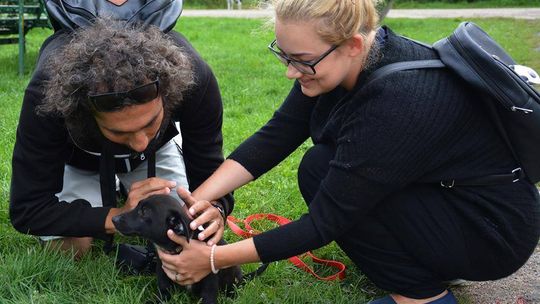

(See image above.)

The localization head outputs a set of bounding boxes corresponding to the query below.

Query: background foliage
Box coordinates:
[183,0,540,9]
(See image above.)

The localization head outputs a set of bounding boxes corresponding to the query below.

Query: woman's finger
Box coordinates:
[206,223,224,246]
[187,200,212,218]
[189,205,217,230]
[198,219,222,241]
[162,266,183,285]
[177,187,198,207]
[178,277,194,286]
[166,229,190,246]
[156,248,175,265]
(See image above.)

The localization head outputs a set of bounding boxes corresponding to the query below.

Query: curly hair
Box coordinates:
[39,18,194,144]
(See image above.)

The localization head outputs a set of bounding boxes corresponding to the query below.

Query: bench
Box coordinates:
[0,0,51,75]
[377,0,394,21]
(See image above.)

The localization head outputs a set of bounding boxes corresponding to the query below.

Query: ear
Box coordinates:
[167,212,193,242]
[344,34,365,57]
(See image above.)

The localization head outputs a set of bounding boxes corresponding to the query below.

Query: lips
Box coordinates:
[299,78,314,87]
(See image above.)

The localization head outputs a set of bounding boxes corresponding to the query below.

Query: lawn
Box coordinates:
[183,0,540,9]
[0,17,539,303]
[392,0,540,9]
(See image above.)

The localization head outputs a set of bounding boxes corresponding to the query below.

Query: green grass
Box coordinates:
[393,0,540,8]
[183,0,540,9]
[0,17,539,303]
[183,0,262,9]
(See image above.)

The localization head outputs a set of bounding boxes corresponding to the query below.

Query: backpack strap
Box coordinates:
[365,59,445,86]
[439,167,524,188]
[365,60,525,187]
[101,147,157,254]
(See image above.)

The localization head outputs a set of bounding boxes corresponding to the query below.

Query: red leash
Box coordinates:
[227,214,346,281]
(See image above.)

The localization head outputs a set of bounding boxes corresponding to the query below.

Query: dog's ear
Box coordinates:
[167,212,193,242]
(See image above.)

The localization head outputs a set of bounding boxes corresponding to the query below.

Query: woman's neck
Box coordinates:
[342,30,377,91]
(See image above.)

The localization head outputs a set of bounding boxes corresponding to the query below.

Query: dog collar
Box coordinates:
[156,245,182,255]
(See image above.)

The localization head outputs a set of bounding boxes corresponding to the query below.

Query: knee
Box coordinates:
[298,144,335,204]
[46,237,93,260]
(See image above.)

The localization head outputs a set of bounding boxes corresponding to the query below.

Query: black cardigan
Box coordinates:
[229,27,540,263]
[10,30,233,240]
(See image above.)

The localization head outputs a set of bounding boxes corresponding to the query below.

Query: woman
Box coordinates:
[158,0,540,303]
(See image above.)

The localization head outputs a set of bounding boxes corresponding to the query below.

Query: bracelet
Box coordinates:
[210,244,219,274]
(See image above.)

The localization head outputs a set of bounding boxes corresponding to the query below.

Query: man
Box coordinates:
[9,18,232,259]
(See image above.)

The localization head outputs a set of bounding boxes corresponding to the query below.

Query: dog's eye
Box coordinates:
[138,207,147,217]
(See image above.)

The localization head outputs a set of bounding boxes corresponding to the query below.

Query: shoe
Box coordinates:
[444,279,469,287]
[114,243,157,275]
[367,290,457,304]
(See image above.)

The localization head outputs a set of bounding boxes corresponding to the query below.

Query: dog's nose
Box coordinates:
[112,215,122,226]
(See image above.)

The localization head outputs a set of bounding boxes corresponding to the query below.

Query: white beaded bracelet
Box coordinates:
[210,244,219,274]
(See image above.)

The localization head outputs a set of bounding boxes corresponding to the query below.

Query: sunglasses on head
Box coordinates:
[87,79,160,112]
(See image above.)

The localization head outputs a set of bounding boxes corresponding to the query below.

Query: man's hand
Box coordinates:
[177,187,225,246]
[123,178,177,212]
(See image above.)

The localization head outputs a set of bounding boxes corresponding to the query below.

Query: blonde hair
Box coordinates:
[270,0,380,45]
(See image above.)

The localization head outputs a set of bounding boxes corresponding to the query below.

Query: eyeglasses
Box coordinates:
[87,79,160,112]
[268,39,339,75]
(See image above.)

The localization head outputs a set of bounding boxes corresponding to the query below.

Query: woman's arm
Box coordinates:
[191,159,254,202]
[184,82,315,245]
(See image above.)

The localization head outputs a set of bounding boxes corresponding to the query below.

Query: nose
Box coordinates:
[286,63,303,79]
[128,131,150,152]
[112,215,122,226]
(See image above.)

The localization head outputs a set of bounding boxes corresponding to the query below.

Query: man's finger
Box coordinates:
[140,178,176,194]
[143,187,171,199]
[131,177,175,192]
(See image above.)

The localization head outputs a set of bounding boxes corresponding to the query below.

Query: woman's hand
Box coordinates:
[158,229,212,286]
[177,187,225,246]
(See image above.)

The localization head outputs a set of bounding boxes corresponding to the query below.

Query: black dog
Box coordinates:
[112,194,265,304]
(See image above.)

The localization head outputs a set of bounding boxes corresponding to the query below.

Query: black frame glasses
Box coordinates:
[87,79,160,112]
[268,39,339,75]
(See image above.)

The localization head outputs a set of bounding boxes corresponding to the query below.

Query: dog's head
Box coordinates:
[112,194,193,253]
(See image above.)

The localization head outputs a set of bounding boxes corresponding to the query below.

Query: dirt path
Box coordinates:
[181,8,540,20]
[454,244,540,304]
[454,186,540,303]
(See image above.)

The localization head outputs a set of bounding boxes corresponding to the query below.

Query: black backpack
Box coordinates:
[43,0,183,33]
[367,22,540,186]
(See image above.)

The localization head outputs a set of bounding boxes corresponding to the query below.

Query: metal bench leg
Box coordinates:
[18,0,25,76]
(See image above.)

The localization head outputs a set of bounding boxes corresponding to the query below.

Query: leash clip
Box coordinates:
[512,167,522,182]
[440,179,455,188]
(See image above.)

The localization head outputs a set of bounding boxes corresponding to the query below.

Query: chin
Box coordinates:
[300,84,328,97]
